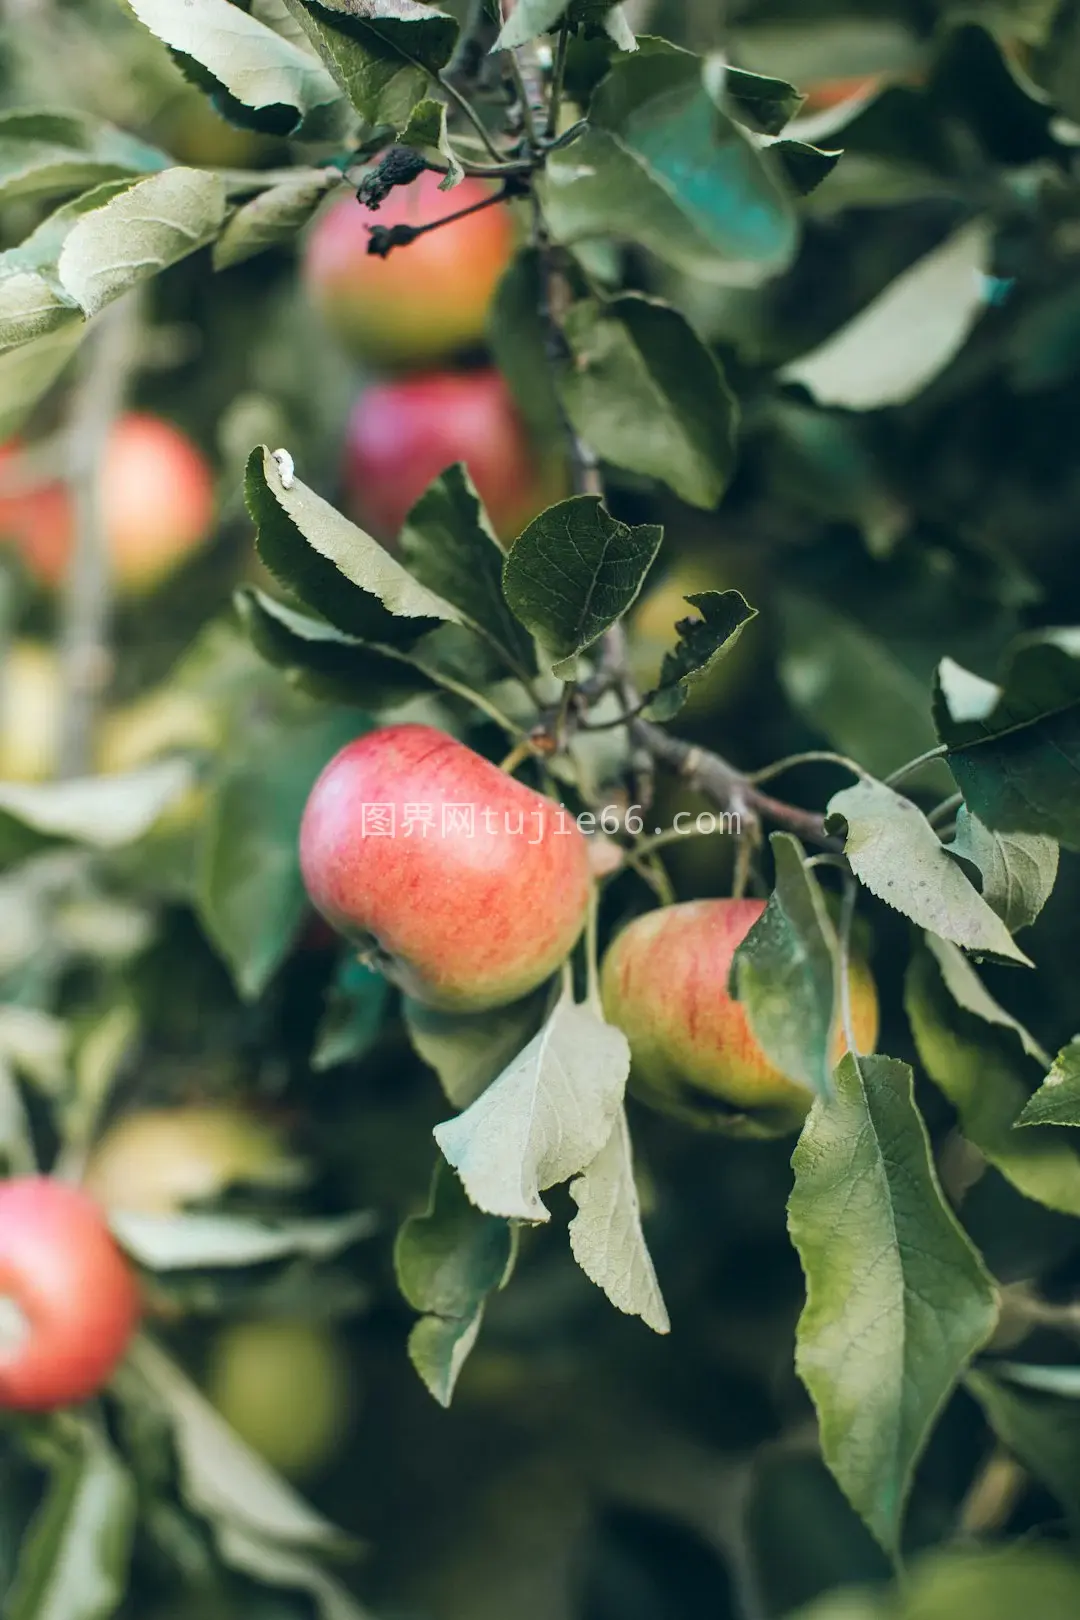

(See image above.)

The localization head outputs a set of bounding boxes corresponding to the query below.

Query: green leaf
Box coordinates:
[212,1523,373,1620]
[948,806,1059,934]
[57,168,227,318]
[778,595,942,783]
[732,833,841,1101]
[0,181,135,352]
[0,272,79,353]
[905,942,1080,1217]
[400,98,463,187]
[0,761,192,864]
[282,0,458,130]
[403,989,549,1109]
[433,992,629,1222]
[0,109,166,206]
[502,495,662,676]
[1017,1039,1080,1127]
[967,1369,1080,1536]
[127,0,349,140]
[723,66,805,136]
[486,247,566,441]
[789,1053,998,1557]
[245,445,456,644]
[826,779,1031,966]
[238,588,511,729]
[236,587,439,708]
[213,171,337,271]
[784,220,992,409]
[399,464,538,678]
[197,707,362,999]
[128,1335,349,1551]
[643,589,756,722]
[1034,0,1080,122]
[922,933,1049,1066]
[395,1159,514,1405]
[991,1362,1080,1398]
[542,43,797,278]
[312,953,389,1071]
[0,323,83,439]
[558,293,737,509]
[934,631,1080,849]
[496,1,636,53]
[112,1209,374,1271]
[568,1105,669,1333]
[794,1546,1080,1620]
[771,138,845,198]
[5,1423,136,1620]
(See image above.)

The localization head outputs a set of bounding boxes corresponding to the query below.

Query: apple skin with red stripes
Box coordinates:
[601,899,879,1137]
[299,725,591,1013]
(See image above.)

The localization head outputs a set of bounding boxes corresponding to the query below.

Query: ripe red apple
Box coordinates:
[0,413,215,593]
[0,1177,140,1410]
[299,724,591,1012]
[601,899,879,1136]
[303,171,514,368]
[342,368,561,543]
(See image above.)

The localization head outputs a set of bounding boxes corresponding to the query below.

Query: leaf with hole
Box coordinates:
[643,589,756,722]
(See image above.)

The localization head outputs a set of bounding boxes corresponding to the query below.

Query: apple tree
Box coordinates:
[1,1,1080,1617]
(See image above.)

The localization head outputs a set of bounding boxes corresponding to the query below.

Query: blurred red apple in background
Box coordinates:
[342,369,561,543]
[0,414,215,593]
[303,171,514,369]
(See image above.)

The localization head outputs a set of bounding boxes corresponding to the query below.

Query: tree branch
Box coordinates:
[57,292,141,779]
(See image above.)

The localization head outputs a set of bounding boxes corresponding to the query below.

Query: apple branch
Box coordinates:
[57,291,141,779]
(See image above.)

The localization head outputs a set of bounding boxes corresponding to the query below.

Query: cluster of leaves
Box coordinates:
[4,1,1080,1618]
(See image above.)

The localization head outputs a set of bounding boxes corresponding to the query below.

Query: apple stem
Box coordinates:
[498,738,535,775]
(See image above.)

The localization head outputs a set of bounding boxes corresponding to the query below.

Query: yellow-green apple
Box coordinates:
[83,1106,302,1215]
[205,1318,355,1479]
[299,724,591,1011]
[601,899,879,1136]
[342,368,561,543]
[303,171,513,368]
[0,414,214,593]
[0,640,62,781]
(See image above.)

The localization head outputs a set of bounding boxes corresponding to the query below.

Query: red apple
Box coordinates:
[0,413,215,593]
[601,899,879,1136]
[0,1177,140,1410]
[342,368,560,543]
[299,724,591,1012]
[303,171,514,369]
